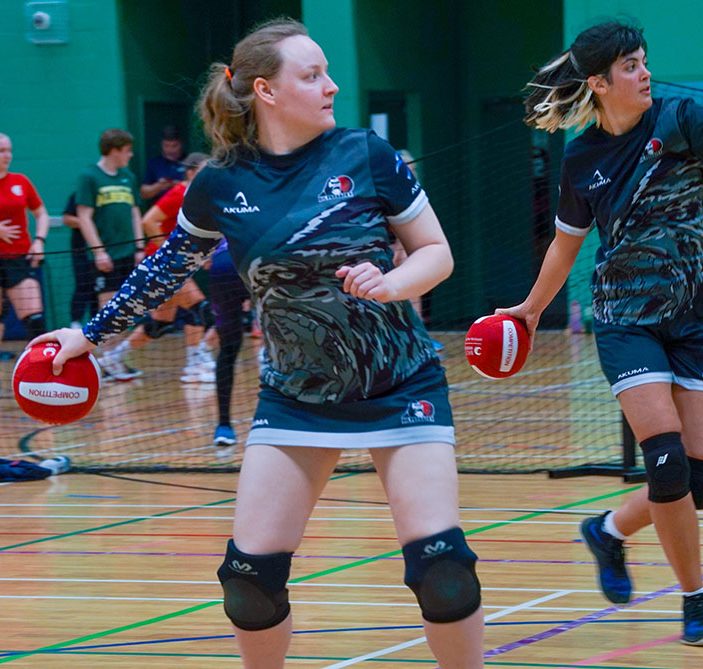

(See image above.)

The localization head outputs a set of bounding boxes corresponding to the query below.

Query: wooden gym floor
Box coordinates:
[1,470,701,668]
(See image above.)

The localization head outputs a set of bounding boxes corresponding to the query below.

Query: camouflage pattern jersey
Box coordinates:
[555,97,703,325]
[179,128,438,404]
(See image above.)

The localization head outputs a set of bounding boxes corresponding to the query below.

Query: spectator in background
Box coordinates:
[0,132,49,341]
[140,125,186,203]
[209,238,250,447]
[101,152,217,383]
[62,193,98,329]
[76,128,144,380]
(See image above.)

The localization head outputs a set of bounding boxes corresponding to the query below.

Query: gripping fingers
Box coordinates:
[337,263,383,298]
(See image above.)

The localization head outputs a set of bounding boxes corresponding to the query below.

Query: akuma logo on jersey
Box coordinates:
[223,191,260,214]
[588,169,612,190]
[639,137,664,163]
[10,185,23,197]
[318,175,354,202]
[401,399,435,424]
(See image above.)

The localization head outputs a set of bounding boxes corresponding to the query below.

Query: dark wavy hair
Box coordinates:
[524,21,646,132]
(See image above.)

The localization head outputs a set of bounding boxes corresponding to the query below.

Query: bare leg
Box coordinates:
[618,384,702,592]
[612,486,651,536]
[7,278,42,320]
[230,444,341,669]
[372,443,484,669]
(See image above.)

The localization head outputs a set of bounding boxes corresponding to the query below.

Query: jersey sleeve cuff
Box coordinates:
[555,215,591,237]
[177,210,222,239]
[387,190,429,225]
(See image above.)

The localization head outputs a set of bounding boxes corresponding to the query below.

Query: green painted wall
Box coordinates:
[0,0,126,329]
[303,0,361,128]
[565,0,703,330]
[0,0,126,214]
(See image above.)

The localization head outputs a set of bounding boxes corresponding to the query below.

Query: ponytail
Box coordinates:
[199,63,257,165]
[524,51,597,133]
[198,17,308,165]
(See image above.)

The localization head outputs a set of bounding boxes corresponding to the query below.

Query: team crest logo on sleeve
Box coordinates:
[639,137,664,163]
[401,399,435,424]
[394,153,414,179]
[318,175,355,202]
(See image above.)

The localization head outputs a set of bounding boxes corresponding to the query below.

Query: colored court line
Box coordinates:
[556,633,680,667]
[485,584,681,658]
[0,471,359,553]
[0,484,642,664]
[0,498,236,552]
[295,486,641,583]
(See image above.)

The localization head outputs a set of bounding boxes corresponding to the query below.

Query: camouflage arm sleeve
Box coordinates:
[82,225,220,345]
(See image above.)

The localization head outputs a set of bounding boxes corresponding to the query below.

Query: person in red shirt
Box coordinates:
[101,153,216,382]
[0,133,50,340]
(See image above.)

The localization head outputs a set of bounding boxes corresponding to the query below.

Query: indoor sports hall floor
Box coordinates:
[1,470,702,668]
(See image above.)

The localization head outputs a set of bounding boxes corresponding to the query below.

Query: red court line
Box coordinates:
[557,633,680,667]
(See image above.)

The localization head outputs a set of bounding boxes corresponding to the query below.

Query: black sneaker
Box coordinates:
[580,513,632,604]
[682,592,703,645]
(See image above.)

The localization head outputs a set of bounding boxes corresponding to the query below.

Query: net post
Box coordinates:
[547,412,646,482]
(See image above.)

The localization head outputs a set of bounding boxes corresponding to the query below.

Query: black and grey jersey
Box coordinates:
[180,128,437,403]
[556,97,703,325]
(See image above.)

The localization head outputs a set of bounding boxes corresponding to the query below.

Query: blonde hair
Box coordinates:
[198,18,308,164]
[524,51,597,133]
[524,21,645,133]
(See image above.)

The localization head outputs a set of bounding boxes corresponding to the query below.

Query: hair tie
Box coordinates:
[224,66,234,82]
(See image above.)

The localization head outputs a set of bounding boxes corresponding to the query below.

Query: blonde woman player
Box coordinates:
[31,17,484,668]
[499,20,703,644]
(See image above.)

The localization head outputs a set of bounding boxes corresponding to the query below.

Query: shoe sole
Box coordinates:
[579,521,631,604]
[680,637,703,646]
[214,439,236,446]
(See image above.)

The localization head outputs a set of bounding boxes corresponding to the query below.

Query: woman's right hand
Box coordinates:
[0,219,21,243]
[94,249,114,273]
[27,328,97,376]
[494,302,541,350]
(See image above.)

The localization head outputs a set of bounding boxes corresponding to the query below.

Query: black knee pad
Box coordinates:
[217,539,292,631]
[142,315,175,339]
[184,300,214,329]
[689,457,703,510]
[402,526,481,623]
[641,432,691,503]
[22,312,46,339]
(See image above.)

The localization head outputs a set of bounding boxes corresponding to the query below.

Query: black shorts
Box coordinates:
[94,256,135,295]
[594,309,703,395]
[0,256,39,290]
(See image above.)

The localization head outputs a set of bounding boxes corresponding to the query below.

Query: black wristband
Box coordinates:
[34,235,46,242]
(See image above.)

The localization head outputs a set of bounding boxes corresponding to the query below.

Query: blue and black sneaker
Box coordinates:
[682,592,703,645]
[213,424,237,447]
[580,512,632,604]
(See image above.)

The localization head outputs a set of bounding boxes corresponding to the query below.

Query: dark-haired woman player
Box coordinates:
[497,20,703,645]
[31,18,484,668]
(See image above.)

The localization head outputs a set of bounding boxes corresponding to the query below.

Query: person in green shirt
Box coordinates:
[76,128,144,380]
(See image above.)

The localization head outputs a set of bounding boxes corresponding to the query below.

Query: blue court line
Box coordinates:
[0,650,677,668]
[0,617,680,655]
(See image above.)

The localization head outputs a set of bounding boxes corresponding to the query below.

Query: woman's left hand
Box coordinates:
[336,263,398,302]
[28,238,45,267]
